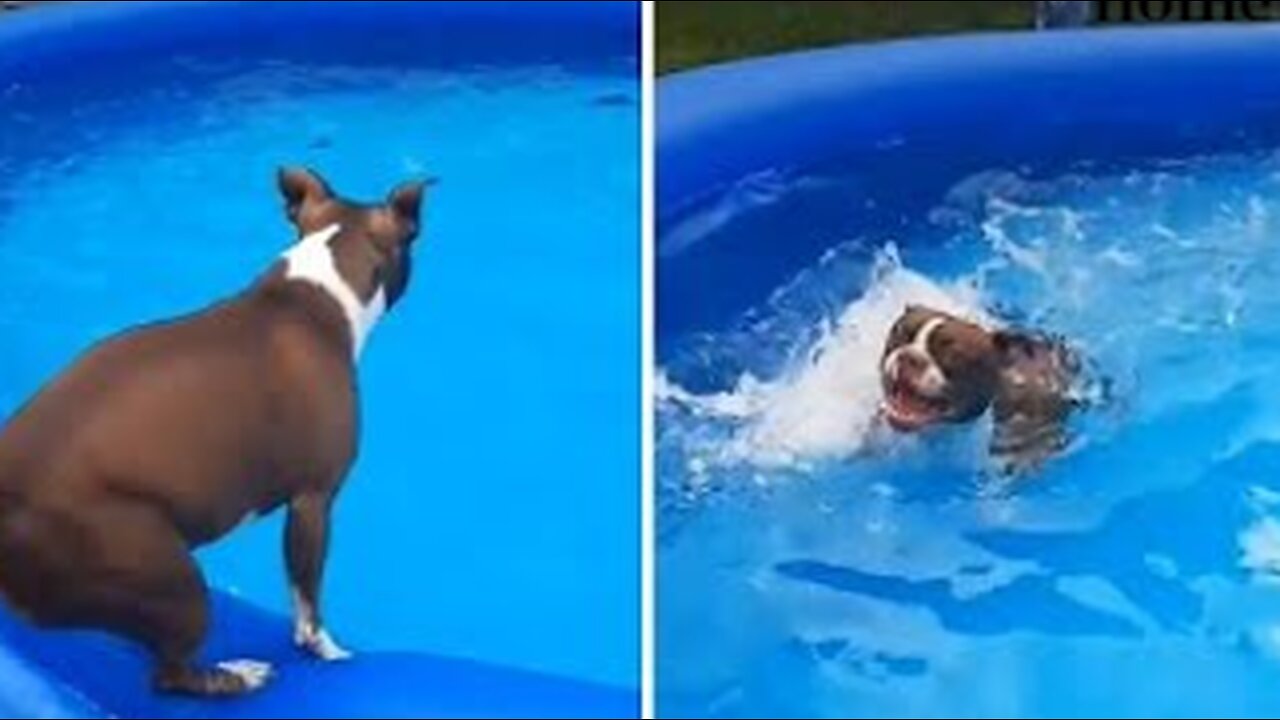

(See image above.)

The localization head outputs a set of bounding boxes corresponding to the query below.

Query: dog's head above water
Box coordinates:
[879,305,1080,462]
[278,167,434,311]
[880,305,1005,432]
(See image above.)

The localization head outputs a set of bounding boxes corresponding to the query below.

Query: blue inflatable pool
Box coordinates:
[659,26,1280,719]
[0,596,631,719]
[0,2,639,718]
[659,24,1280,342]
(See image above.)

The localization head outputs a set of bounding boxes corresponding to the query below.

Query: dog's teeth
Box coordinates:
[217,659,274,690]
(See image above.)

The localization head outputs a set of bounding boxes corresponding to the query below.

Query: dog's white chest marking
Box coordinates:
[282,224,386,359]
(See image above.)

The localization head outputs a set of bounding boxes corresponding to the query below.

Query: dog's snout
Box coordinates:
[899,351,928,374]
[887,349,928,383]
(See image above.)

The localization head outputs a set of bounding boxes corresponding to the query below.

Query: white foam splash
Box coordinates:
[660,248,989,469]
[1237,486,1280,584]
[1241,516,1280,584]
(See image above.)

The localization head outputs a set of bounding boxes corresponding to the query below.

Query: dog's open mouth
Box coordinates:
[881,382,951,432]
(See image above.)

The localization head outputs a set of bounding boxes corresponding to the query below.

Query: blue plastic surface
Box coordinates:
[0,594,635,719]
[658,25,1280,344]
[0,2,639,718]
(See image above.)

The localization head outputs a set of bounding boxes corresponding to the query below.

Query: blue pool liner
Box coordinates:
[0,592,635,719]
[0,2,639,718]
[658,25,1280,344]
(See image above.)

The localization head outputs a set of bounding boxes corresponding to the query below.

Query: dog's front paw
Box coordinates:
[294,624,353,662]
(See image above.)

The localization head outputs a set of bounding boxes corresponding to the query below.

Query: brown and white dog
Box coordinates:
[0,168,429,696]
[880,305,1079,471]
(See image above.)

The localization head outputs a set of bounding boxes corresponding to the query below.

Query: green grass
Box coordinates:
[657,0,1280,74]
[658,1,1034,74]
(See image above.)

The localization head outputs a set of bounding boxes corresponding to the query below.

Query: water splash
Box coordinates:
[659,150,1280,718]
[659,247,988,472]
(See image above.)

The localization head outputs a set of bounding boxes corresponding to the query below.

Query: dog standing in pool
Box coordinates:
[0,168,429,696]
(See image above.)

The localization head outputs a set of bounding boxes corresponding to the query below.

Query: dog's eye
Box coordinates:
[889,321,911,344]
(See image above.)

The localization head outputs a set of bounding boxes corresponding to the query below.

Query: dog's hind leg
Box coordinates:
[71,501,274,696]
[145,574,274,697]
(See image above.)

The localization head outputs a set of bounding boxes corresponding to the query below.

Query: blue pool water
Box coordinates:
[0,8,639,698]
[658,149,1280,717]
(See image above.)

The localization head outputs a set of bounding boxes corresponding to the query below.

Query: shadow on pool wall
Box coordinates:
[0,2,640,718]
[657,24,1280,720]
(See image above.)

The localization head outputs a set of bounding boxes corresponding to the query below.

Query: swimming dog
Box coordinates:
[880,305,1080,471]
[0,168,429,696]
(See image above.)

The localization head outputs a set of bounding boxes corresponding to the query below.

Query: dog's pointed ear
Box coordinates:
[278,167,332,223]
[387,177,436,228]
